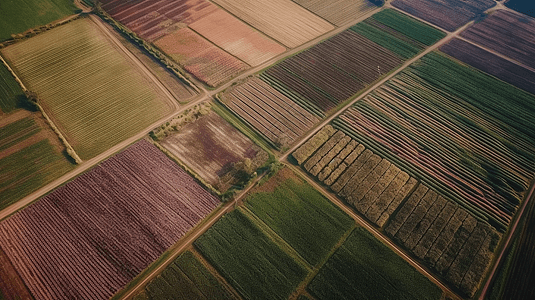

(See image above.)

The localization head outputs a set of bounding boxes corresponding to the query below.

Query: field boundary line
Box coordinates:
[285,164,462,300]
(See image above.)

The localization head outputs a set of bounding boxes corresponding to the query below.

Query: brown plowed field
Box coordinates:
[292,0,378,26]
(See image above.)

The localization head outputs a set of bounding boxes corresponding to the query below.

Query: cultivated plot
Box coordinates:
[440,38,535,95]
[293,124,500,296]
[0,140,219,300]
[0,0,77,41]
[160,111,268,192]
[460,10,535,70]
[391,0,495,31]
[505,0,535,18]
[308,227,442,300]
[221,77,321,148]
[211,0,334,48]
[292,0,378,26]
[2,18,174,160]
[262,9,444,113]
[0,62,24,114]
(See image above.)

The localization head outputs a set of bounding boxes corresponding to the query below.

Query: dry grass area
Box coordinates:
[292,0,378,26]
[211,0,334,48]
[189,10,286,66]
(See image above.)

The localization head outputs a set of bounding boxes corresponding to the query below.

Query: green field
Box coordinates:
[0,117,40,151]
[244,168,354,266]
[0,138,73,209]
[350,9,445,59]
[194,209,308,300]
[0,62,24,113]
[0,0,77,41]
[134,251,236,300]
[1,17,174,159]
[308,227,442,300]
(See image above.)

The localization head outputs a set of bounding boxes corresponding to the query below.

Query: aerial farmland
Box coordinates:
[1,0,535,300]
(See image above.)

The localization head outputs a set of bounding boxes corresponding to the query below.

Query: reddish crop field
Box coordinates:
[440,38,535,95]
[0,140,219,300]
[391,0,495,31]
[460,10,535,70]
[155,27,248,87]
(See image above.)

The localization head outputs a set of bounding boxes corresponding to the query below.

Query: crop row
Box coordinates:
[262,9,442,113]
[292,0,378,26]
[460,10,535,70]
[0,116,40,151]
[194,208,308,300]
[336,52,535,229]
[440,38,535,96]
[222,77,320,148]
[308,227,442,300]
[391,0,495,32]
[135,251,236,300]
[0,60,23,113]
[0,140,219,300]
[293,125,499,296]
[1,18,173,159]
[211,0,334,48]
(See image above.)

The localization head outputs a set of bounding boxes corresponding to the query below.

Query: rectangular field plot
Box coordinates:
[391,0,495,31]
[221,77,321,148]
[440,38,535,95]
[155,27,248,87]
[460,10,535,70]
[293,125,501,296]
[1,18,175,160]
[99,0,285,86]
[0,62,24,114]
[133,251,237,300]
[160,111,268,192]
[505,0,535,18]
[211,0,334,48]
[194,209,308,300]
[0,0,77,41]
[292,0,378,26]
[308,227,443,300]
[336,52,535,230]
[261,9,444,113]
[0,140,219,300]
[244,167,354,266]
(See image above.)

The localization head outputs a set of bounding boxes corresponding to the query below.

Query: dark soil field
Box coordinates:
[160,112,267,191]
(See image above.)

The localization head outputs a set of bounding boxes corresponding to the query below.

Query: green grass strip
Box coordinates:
[350,22,420,59]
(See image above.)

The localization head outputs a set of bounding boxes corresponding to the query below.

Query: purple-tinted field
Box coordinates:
[0,140,219,300]
[391,0,495,31]
[461,10,535,70]
[441,38,535,95]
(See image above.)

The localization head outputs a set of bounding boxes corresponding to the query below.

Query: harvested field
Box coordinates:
[308,227,442,300]
[194,209,308,300]
[0,0,77,41]
[133,251,237,300]
[1,18,174,160]
[505,0,535,18]
[222,77,321,148]
[292,0,378,26]
[160,111,268,191]
[211,0,334,48]
[460,10,535,70]
[0,62,24,114]
[337,52,535,230]
[189,10,286,67]
[261,10,443,113]
[155,27,248,87]
[0,140,219,300]
[440,38,535,95]
[391,0,495,31]
[294,125,501,296]
[244,167,354,266]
